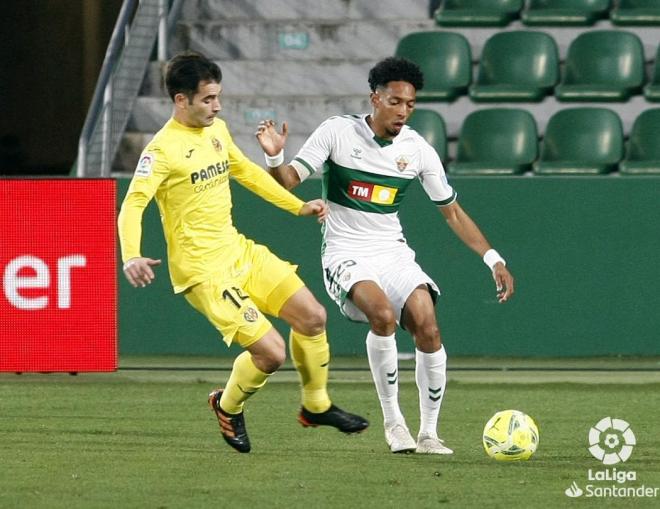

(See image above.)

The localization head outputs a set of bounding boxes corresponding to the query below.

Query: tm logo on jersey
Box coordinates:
[348,180,397,205]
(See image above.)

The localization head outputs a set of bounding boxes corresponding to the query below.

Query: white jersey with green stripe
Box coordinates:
[291,114,457,253]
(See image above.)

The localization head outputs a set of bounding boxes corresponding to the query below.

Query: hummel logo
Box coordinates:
[185,149,195,158]
[428,387,442,402]
[386,369,398,385]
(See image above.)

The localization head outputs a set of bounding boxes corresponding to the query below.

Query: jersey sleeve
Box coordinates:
[117,146,169,262]
[290,117,336,182]
[418,141,457,207]
[227,133,305,215]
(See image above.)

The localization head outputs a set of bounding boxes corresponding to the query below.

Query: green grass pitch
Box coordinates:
[1,360,659,508]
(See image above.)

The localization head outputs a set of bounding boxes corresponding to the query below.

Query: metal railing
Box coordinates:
[76,0,183,177]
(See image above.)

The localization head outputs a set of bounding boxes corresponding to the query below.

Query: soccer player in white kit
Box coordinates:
[256,57,515,454]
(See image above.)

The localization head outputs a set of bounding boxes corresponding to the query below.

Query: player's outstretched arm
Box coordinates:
[123,257,162,288]
[299,199,328,223]
[439,201,515,303]
[255,119,301,190]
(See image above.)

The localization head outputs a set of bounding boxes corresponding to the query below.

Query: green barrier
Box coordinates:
[117,176,660,357]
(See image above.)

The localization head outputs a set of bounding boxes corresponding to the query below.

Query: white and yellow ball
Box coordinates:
[482,409,539,461]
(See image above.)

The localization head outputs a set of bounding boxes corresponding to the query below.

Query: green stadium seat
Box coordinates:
[434,0,522,27]
[611,0,660,25]
[448,109,538,175]
[534,108,623,175]
[555,31,645,102]
[469,31,559,102]
[619,109,660,174]
[521,0,611,26]
[395,31,471,102]
[643,45,660,101]
[406,109,447,161]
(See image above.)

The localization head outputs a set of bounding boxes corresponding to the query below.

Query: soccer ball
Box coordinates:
[482,409,539,461]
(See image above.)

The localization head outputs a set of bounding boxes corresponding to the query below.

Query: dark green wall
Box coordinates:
[117,176,660,357]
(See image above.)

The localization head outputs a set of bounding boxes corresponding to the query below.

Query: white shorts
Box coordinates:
[322,242,440,324]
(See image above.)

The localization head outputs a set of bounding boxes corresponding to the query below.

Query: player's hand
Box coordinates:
[492,263,514,303]
[299,199,328,223]
[255,119,288,157]
[123,257,162,288]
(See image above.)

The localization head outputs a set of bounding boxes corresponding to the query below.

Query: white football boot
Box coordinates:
[416,433,454,455]
[384,422,417,453]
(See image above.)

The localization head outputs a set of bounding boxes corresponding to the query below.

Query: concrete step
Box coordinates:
[129,96,370,134]
[180,0,432,21]
[172,17,658,63]
[142,60,376,97]
[171,19,435,60]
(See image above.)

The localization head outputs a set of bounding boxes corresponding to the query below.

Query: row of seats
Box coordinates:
[407,107,660,175]
[396,30,660,102]
[435,0,660,27]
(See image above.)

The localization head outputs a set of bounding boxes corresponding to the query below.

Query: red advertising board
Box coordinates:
[0,179,117,372]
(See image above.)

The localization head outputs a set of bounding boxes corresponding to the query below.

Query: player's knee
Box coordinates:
[368,307,397,335]
[299,302,327,335]
[413,323,441,353]
[305,303,328,336]
[250,335,287,373]
[259,346,286,373]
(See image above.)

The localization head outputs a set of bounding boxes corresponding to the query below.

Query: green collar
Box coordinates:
[372,134,393,147]
[365,114,394,147]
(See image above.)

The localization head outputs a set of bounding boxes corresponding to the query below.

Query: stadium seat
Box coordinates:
[406,109,447,161]
[644,45,660,101]
[619,109,660,174]
[521,0,611,26]
[555,31,645,102]
[448,109,538,175]
[434,0,523,27]
[533,108,623,175]
[395,31,471,102]
[469,31,559,102]
[611,0,660,25]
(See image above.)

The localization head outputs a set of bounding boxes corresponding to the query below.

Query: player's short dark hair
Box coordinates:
[165,52,222,102]
[368,57,424,92]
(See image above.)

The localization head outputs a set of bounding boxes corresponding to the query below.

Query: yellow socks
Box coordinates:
[220,351,270,414]
[289,330,332,413]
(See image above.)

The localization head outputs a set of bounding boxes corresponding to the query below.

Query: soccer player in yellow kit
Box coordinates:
[118,52,368,453]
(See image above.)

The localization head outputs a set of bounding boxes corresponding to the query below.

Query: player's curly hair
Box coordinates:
[368,57,424,92]
[165,51,222,102]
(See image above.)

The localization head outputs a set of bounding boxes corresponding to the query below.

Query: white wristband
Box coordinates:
[264,150,284,167]
[483,249,506,270]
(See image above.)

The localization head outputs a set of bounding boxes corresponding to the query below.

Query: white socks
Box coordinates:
[415,346,447,438]
[366,331,405,426]
[367,331,448,437]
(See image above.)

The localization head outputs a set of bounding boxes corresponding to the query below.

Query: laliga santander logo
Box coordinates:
[588,417,636,465]
[563,418,660,499]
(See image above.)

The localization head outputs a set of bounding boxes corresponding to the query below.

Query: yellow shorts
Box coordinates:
[184,238,304,348]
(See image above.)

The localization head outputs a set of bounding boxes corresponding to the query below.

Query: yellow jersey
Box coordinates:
[118,117,304,293]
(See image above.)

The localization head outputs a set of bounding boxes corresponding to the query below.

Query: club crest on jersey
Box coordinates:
[243,307,259,323]
[135,153,154,177]
[348,180,397,205]
[211,137,222,153]
[395,155,409,172]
